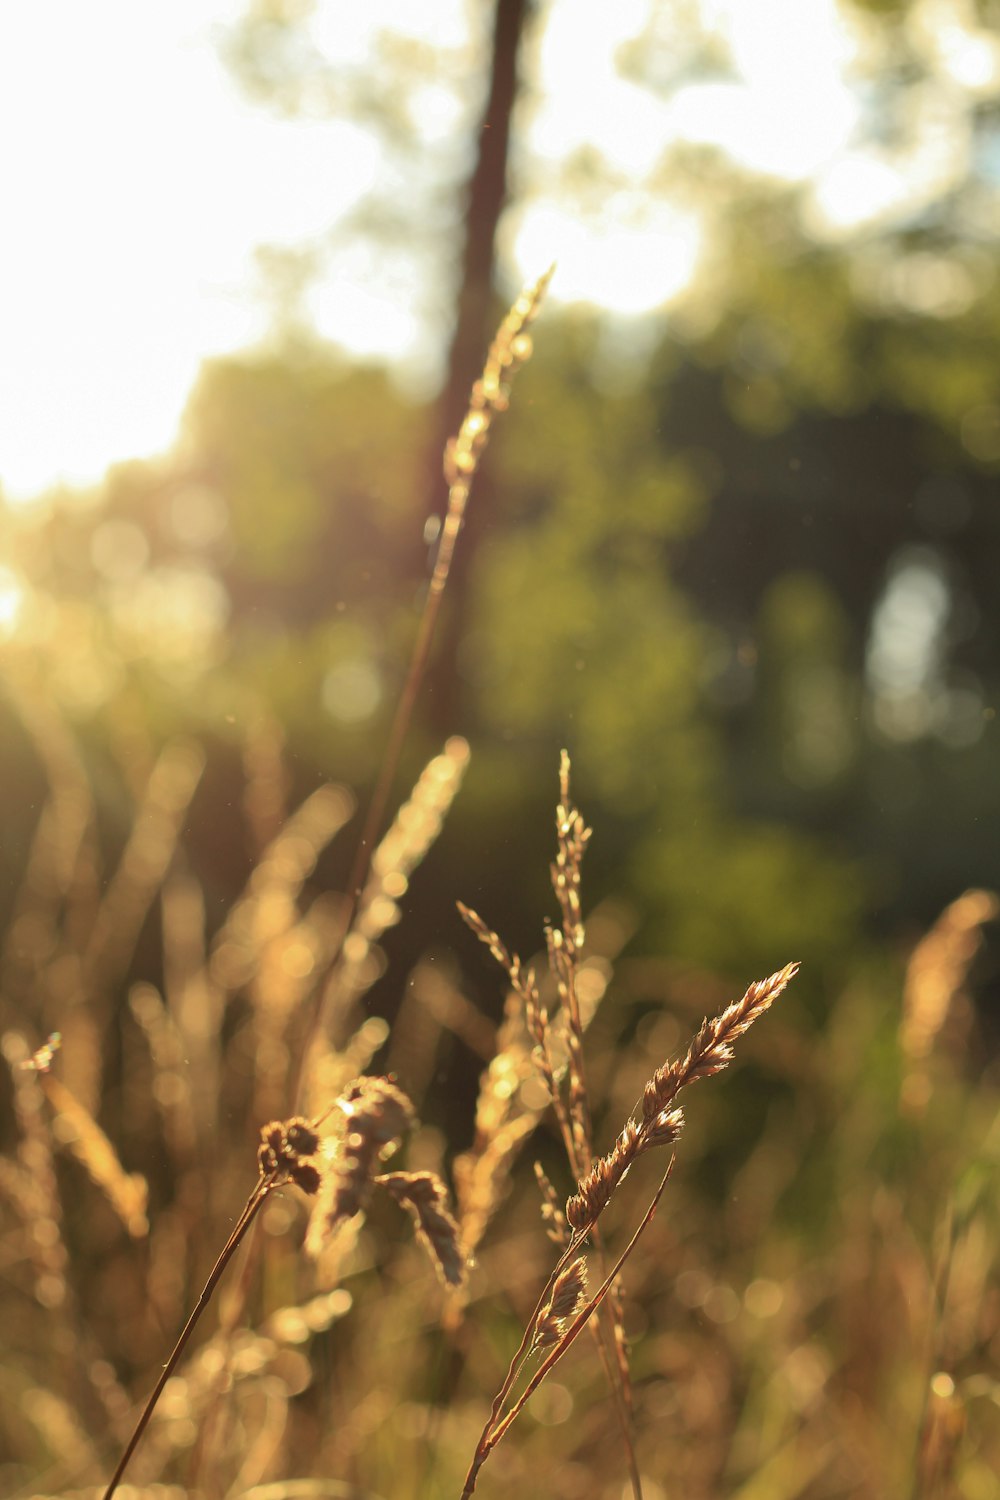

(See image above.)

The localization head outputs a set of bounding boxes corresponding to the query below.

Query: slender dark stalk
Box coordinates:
[597,1271,643,1500]
[291,268,553,1109]
[122,273,552,1496]
[492,1162,673,1448]
[101,1179,271,1500]
[545,993,641,1495]
[471,1201,608,1448]
[460,1163,674,1499]
[286,485,462,1110]
[484,1242,577,1438]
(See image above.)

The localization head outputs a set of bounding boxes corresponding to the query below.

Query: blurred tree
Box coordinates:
[9,0,1000,989]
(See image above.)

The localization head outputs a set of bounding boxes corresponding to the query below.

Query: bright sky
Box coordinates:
[0,0,988,501]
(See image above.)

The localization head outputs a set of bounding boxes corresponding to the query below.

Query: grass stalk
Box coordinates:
[101,1178,271,1500]
[460,1163,674,1499]
[298,266,554,1092]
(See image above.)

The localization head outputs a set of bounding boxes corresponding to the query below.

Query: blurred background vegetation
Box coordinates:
[2,0,1000,1495]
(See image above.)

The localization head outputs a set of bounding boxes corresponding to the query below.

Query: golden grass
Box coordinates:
[456,759,797,1497]
[1,269,999,1500]
[3,714,999,1498]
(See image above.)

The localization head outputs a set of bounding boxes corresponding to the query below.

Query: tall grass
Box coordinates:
[1,276,999,1500]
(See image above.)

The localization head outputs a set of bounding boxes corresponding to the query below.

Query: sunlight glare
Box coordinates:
[310,0,471,53]
[306,275,425,367]
[669,78,856,180]
[533,0,672,177]
[913,0,1000,93]
[0,0,379,503]
[808,80,968,236]
[807,155,911,235]
[0,567,26,636]
[0,0,967,499]
[512,199,701,315]
[669,0,858,179]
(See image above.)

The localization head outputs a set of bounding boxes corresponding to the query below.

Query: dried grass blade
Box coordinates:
[83,739,206,997]
[42,1074,149,1237]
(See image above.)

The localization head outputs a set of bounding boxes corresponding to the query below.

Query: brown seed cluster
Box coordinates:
[256,1080,466,1287]
[257,1116,323,1196]
[379,1170,467,1289]
[643,961,800,1119]
[565,1121,639,1231]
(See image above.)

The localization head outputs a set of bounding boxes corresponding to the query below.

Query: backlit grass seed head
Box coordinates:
[457,902,515,977]
[900,888,999,1112]
[534,1257,589,1349]
[379,1170,467,1289]
[456,1112,537,1263]
[338,1076,414,1143]
[35,1068,150,1239]
[641,962,799,1124]
[306,1077,414,1256]
[535,1162,569,1246]
[566,1123,639,1231]
[443,266,553,490]
[552,748,590,953]
[21,1032,62,1074]
[641,1105,684,1151]
[565,964,798,1234]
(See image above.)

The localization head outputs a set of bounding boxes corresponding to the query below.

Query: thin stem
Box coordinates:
[460,1161,673,1499]
[101,1179,271,1500]
[910,1203,958,1500]
[296,270,553,1097]
[460,1202,606,1486]
[473,1234,582,1461]
[589,1272,643,1500]
[558,969,637,1489]
[490,1162,672,1448]
[291,502,460,1109]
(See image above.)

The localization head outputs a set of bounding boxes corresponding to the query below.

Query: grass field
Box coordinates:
[1,279,998,1500]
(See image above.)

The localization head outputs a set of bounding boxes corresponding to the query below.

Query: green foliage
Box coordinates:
[699,220,875,425]
[468,330,714,818]
[638,815,862,978]
[876,282,1000,455]
[751,571,861,793]
[184,354,425,580]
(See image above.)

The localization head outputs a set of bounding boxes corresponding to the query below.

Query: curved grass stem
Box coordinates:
[459,1161,674,1499]
[101,1179,271,1500]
